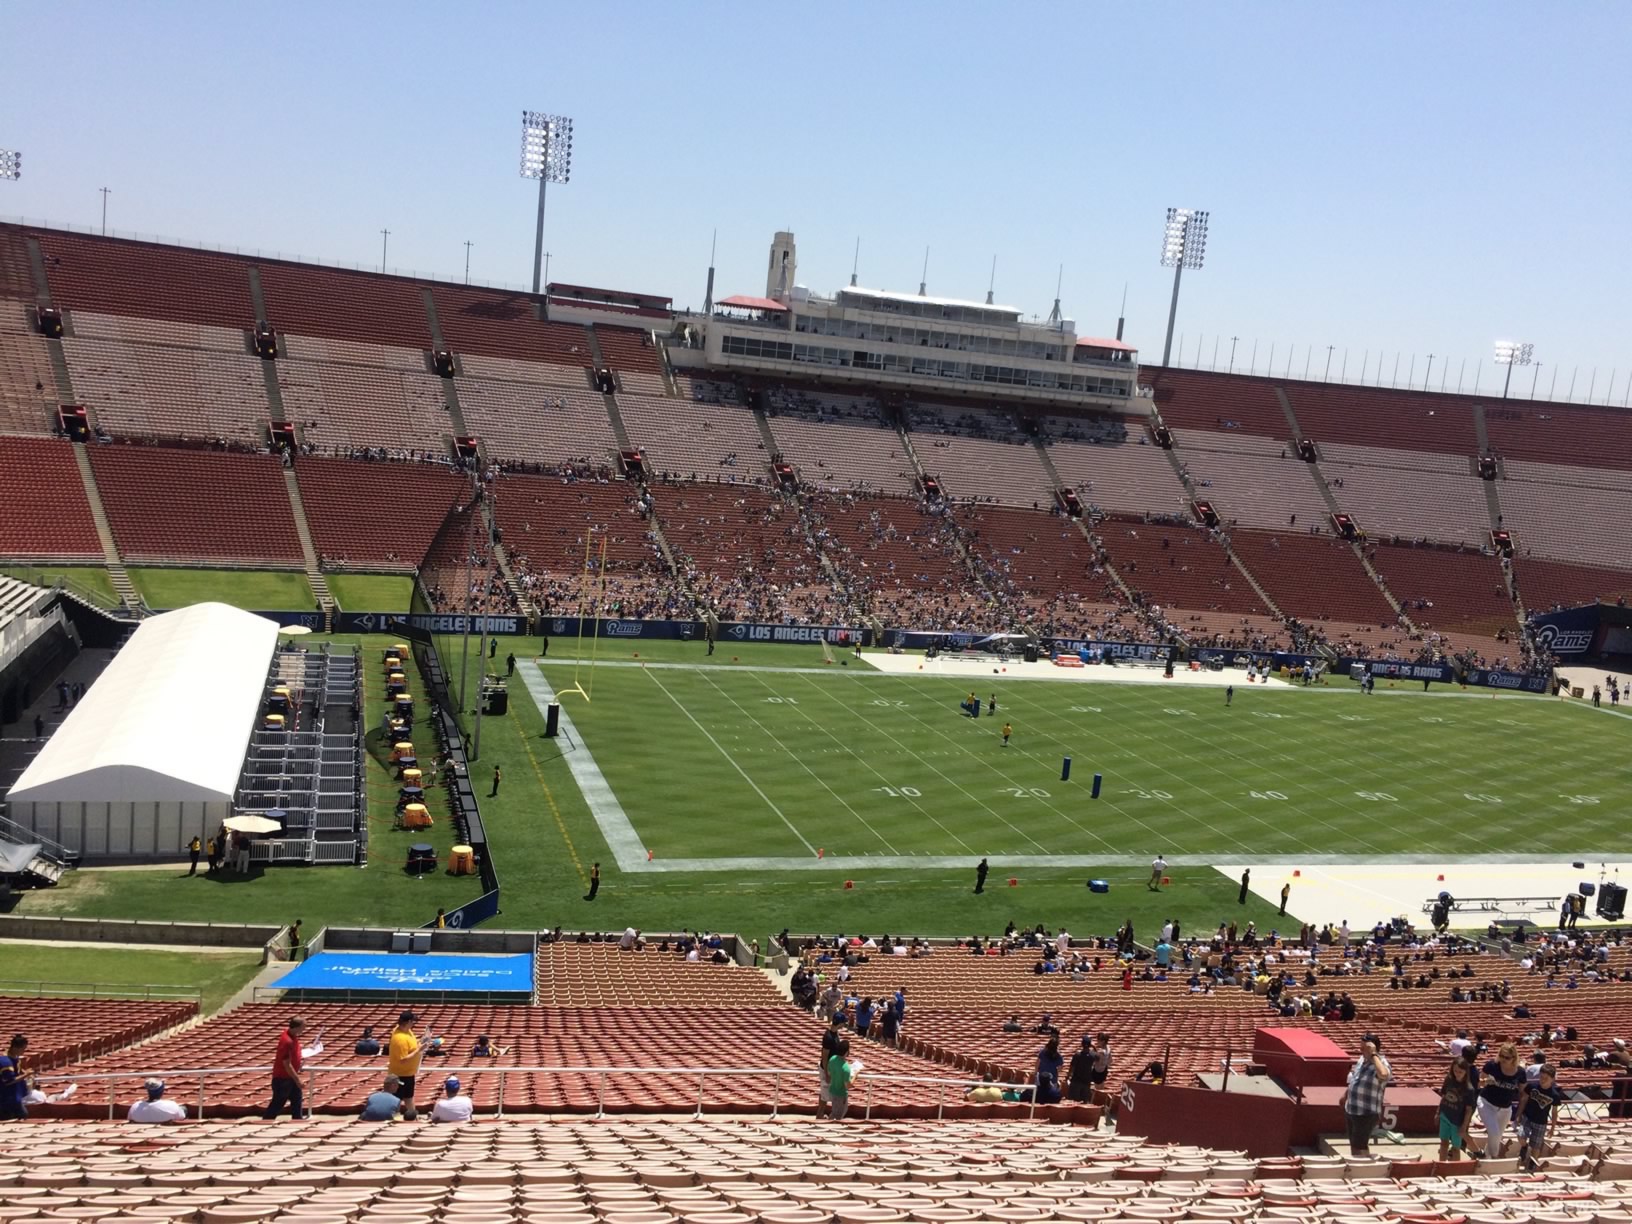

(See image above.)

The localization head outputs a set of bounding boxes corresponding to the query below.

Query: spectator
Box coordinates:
[128,1078,186,1125]
[1519,1064,1563,1170]
[1066,1035,1096,1103]
[1477,1043,1527,1159]
[1034,1034,1064,1105]
[825,1036,855,1122]
[1437,1057,1473,1161]
[0,1035,27,1122]
[263,1018,311,1121]
[360,1075,404,1121]
[1001,1015,1022,1033]
[387,1012,425,1107]
[430,1076,474,1123]
[965,1074,1004,1104]
[1341,1034,1390,1156]
[470,1035,509,1058]
[354,1027,381,1056]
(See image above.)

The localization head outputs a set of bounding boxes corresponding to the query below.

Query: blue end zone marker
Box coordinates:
[1061,756,1072,782]
[1091,772,1103,799]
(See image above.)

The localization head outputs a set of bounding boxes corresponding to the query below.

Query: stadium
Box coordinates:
[1,3,1632,1205]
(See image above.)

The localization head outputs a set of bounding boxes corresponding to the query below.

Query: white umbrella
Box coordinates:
[279,625,314,636]
[224,814,282,834]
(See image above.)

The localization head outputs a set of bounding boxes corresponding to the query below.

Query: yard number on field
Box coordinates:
[1354,790,1398,802]
[871,699,908,708]
[1002,787,1052,799]
[1248,790,1288,800]
[763,696,799,704]
[1124,787,1174,800]
[1560,795,1601,805]
[874,785,922,798]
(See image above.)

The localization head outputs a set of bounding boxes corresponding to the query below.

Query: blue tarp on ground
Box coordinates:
[271,952,534,993]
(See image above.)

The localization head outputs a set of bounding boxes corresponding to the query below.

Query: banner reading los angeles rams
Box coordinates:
[1528,604,1606,658]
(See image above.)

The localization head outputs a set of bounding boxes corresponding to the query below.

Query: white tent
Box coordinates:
[8,602,281,858]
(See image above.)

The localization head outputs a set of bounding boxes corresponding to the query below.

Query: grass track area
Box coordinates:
[1,565,116,604]
[328,574,413,611]
[11,633,481,931]
[0,945,264,1014]
[130,568,315,611]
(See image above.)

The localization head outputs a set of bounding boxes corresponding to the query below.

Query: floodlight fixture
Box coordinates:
[521,111,574,296]
[1495,340,1534,399]
[0,150,20,181]
[1159,207,1209,365]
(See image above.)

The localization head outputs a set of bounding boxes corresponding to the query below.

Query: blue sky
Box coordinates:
[5,1,1629,398]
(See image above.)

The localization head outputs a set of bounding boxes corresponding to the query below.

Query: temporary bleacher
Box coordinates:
[456,379,618,467]
[258,262,433,352]
[0,436,103,558]
[277,337,454,455]
[1368,543,1518,643]
[87,444,305,564]
[1172,432,1330,530]
[62,326,273,446]
[618,393,767,480]
[1320,442,1492,547]
[295,457,467,569]
[766,414,919,495]
[1499,461,1632,570]
[0,299,59,435]
[28,228,256,328]
[1046,437,1191,519]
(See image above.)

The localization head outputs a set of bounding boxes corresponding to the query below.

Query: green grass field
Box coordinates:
[0,945,264,1013]
[2,564,117,605]
[328,573,413,611]
[131,568,315,610]
[16,625,1628,945]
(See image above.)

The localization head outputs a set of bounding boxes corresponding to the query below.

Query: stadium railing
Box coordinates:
[36,1062,1037,1123]
[0,979,201,1003]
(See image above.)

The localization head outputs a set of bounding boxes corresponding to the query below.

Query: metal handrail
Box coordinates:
[34,1062,1039,1123]
[0,980,202,1002]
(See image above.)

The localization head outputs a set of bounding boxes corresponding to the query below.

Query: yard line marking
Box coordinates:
[740,669,972,855]
[692,669,901,854]
[795,674,1059,855]
[642,667,817,857]
[515,660,649,872]
[511,710,588,888]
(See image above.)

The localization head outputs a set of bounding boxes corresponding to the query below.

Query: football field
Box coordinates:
[523,649,1630,871]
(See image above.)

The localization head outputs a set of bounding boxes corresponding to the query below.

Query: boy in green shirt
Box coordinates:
[826,1036,854,1122]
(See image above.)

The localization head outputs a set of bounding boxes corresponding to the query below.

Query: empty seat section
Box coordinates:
[1098,521,1270,621]
[766,414,917,494]
[456,378,617,467]
[1514,556,1632,612]
[32,229,255,327]
[0,995,196,1071]
[295,457,465,568]
[1287,382,1479,454]
[1486,398,1632,470]
[493,474,675,618]
[420,500,517,615]
[433,285,593,366]
[257,262,433,350]
[1172,431,1330,529]
[1226,529,1398,646]
[536,943,787,1007]
[88,444,304,563]
[1320,442,1491,546]
[0,224,33,298]
[908,404,1053,505]
[595,324,664,382]
[1049,437,1190,519]
[0,298,60,434]
[62,329,271,445]
[655,484,834,623]
[0,436,102,557]
[1498,460,1632,569]
[1141,366,1288,436]
[277,336,452,454]
[1369,543,1516,639]
[619,393,766,480]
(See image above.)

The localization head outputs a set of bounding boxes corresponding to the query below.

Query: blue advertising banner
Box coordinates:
[271,952,533,993]
[1528,605,1603,658]
[538,616,870,646]
[435,888,501,931]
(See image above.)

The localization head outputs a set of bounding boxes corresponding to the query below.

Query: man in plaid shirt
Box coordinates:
[1341,1034,1392,1156]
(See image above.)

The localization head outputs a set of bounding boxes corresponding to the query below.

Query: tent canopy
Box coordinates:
[8,603,281,807]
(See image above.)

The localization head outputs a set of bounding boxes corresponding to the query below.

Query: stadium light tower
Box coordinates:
[0,150,20,181]
[520,111,573,295]
[1495,340,1534,399]
[1160,207,1208,367]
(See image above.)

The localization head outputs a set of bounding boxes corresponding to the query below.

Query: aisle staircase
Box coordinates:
[69,444,142,613]
[282,468,334,619]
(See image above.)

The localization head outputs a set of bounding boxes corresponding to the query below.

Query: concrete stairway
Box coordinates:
[69,443,141,612]
[282,468,333,615]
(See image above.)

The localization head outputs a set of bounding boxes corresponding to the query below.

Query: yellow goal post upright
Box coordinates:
[554,532,609,703]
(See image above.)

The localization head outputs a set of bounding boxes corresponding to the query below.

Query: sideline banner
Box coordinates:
[270,951,533,993]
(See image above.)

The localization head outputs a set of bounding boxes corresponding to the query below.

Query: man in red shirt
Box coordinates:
[263,1017,307,1120]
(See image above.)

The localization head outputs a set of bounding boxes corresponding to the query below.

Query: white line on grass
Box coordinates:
[514,661,649,872]
[690,668,902,855]
[642,667,817,857]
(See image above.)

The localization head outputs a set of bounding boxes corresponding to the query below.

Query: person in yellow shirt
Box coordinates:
[386,1012,425,1105]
